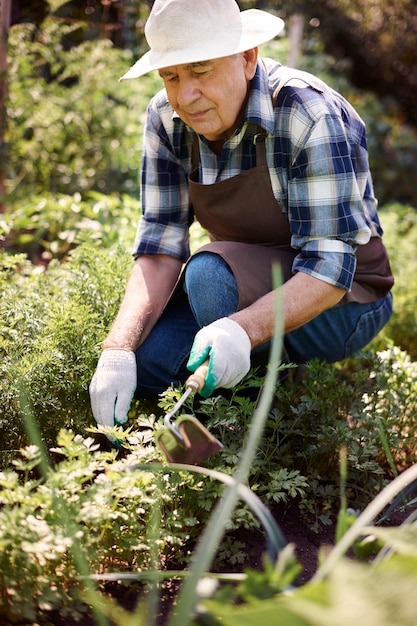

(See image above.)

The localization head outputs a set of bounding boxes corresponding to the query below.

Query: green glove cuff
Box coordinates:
[187,317,251,397]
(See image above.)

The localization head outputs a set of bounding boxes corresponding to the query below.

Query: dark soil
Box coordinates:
[151,504,408,625]
[128,503,409,626]
[272,503,337,582]
[210,502,338,583]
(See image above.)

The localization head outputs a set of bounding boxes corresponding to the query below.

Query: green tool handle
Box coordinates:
[185,359,209,392]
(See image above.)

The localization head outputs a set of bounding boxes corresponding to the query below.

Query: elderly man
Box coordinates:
[90,0,394,428]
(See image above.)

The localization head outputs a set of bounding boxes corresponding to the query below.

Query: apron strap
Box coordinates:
[191,133,200,173]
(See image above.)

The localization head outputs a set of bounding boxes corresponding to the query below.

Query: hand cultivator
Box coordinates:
[155,361,223,464]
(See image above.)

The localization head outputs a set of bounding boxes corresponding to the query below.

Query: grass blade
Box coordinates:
[168,265,284,626]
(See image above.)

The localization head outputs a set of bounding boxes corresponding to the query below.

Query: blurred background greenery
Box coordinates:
[1,0,417,215]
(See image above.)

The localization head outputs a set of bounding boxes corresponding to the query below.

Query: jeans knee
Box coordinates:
[184,252,239,326]
[343,292,393,358]
[184,252,227,291]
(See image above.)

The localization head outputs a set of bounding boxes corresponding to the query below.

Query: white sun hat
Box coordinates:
[119,0,285,81]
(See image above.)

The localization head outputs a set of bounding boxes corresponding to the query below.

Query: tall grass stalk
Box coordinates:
[377,418,399,479]
[168,266,284,626]
[145,474,163,626]
[335,447,349,544]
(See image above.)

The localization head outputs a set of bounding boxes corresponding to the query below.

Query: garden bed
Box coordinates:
[21,502,407,626]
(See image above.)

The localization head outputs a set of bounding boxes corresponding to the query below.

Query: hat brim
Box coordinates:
[119,10,285,81]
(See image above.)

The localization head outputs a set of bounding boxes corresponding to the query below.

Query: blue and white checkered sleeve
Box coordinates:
[133,96,191,261]
[287,103,371,291]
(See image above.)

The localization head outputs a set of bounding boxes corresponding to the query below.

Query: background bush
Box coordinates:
[4,12,417,212]
[6,17,157,202]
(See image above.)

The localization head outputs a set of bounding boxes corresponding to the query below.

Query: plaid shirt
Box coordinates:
[134,59,383,292]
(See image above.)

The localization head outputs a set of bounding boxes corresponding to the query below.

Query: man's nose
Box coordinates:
[177,78,200,107]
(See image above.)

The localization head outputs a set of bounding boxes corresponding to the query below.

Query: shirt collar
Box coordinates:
[244,59,276,135]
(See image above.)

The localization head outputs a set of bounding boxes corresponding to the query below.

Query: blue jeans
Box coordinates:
[135,252,393,399]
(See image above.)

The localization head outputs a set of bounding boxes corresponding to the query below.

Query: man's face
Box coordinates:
[159,49,258,145]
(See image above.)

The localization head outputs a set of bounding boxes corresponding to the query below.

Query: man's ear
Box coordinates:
[243,47,259,80]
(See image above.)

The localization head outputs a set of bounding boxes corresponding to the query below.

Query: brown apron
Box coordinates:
[188,132,393,309]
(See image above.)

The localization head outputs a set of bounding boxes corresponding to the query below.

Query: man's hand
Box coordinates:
[187,318,251,397]
[89,349,137,427]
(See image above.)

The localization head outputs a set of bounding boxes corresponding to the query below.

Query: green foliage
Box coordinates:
[193,466,417,626]
[359,346,417,468]
[374,205,417,358]
[315,0,417,124]
[0,243,133,455]
[6,18,161,202]
[0,430,203,622]
[2,191,140,262]
[134,343,417,535]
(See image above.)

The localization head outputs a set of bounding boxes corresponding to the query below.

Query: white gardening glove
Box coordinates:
[89,349,137,427]
[187,318,251,398]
